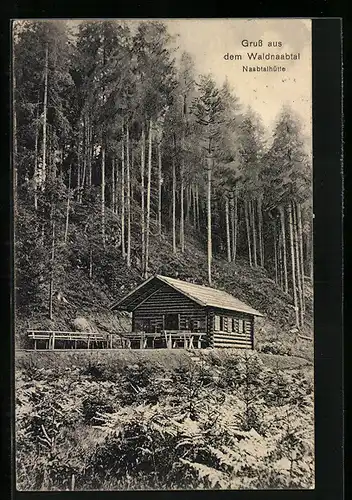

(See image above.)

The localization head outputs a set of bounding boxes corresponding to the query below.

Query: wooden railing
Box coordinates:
[27,329,207,350]
[27,330,114,350]
[120,330,207,349]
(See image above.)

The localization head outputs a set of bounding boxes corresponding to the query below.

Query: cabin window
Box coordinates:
[238,319,244,334]
[164,313,180,331]
[214,315,227,332]
[228,317,233,332]
[245,320,251,333]
[232,318,237,332]
[214,315,220,331]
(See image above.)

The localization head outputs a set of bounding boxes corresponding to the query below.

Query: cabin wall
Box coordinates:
[208,307,254,349]
[132,285,208,336]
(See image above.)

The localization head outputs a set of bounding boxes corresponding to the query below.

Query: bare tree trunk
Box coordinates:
[225,195,231,262]
[80,117,87,203]
[186,185,191,224]
[293,201,304,326]
[144,118,152,278]
[34,97,39,210]
[250,200,258,267]
[89,246,93,280]
[157,141,162,237]
[207,158,212,285]
[140,124,145,268]
[88,121,92,188]
[278,234,283,289]
[126,124,131,267]
[101,139,106,247]
[297,202,306,313]
[245,200,252,267]
[258,196,264,267]
[77,127,81,202]
[13,44,18,194]
[64,165,72,244]
[180,142,185,253]
[230,192,235,261]
[112,158,115,212]
[233,186,238,263]
[288,203,299,326]
[180,126,187,252]
[279,205,289,294]
[196,184,200,230]
[121,126,125,258]
[41,43,49,188]
[273,220,278,284]
[49,205,55,320]
[172,147,176,254]
[115,154,119,216]
[191,185,196,227]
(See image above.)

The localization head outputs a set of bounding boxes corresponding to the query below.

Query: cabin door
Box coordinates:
[164,313,180,331]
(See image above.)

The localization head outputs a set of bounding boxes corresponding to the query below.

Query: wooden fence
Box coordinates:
[27,329,207,350]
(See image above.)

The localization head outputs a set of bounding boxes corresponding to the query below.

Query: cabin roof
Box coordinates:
[110,275,263,316]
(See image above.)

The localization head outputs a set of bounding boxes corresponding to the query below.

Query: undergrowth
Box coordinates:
[16,350,314,491]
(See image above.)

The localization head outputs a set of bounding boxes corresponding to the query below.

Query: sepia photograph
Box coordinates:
[13,18,314,491]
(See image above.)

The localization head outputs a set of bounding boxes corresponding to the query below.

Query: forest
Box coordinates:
[13,20,314,491]
[13,20,312,337]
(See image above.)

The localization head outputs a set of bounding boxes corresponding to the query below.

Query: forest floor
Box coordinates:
[15,347,314,491]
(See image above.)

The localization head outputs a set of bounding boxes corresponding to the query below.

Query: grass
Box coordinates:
[15,347,313,375]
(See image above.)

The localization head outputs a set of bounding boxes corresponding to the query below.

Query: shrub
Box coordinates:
[259,341,293,356]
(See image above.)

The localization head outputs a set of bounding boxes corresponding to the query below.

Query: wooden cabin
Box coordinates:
[110,275,263,349]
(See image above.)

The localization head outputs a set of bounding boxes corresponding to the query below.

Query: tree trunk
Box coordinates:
[297,202,306,313]
[251,200,258,267]
[141,124,146,269]
[172,146,176,254]
[49,205,55,320]
[41,43,49,188]
[88,121,93,188]
[34,97,39,210]
[121,125,125,258]
[157,141,162,237]
[288,203,299,326]
[225,196,231,262]
[64,165,72,244]
[258,196,264,267]
[278,234,283,289]
[245,200,252,267]
[186,185,191,224]
[112,158,115,212]
[273,220,278,284]
[77,127,81,202]
[80,117,87,203]
[230,192,235,262]
[196,184,200,230]
[115,154,119,216]
[126,124,131,267]
[101,139,106,247]
[192,185,196,227]
[89,246,93,280]
[144,118,152,278]
[207,158,212,285]
[293,201,304,326]
[180,147,185,253]
[279,205,289,293]
[13,44,18,193]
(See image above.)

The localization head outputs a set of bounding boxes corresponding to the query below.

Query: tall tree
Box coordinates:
[192,74,224,284]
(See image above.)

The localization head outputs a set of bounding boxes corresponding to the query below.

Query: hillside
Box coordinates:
[15,216,313,360]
